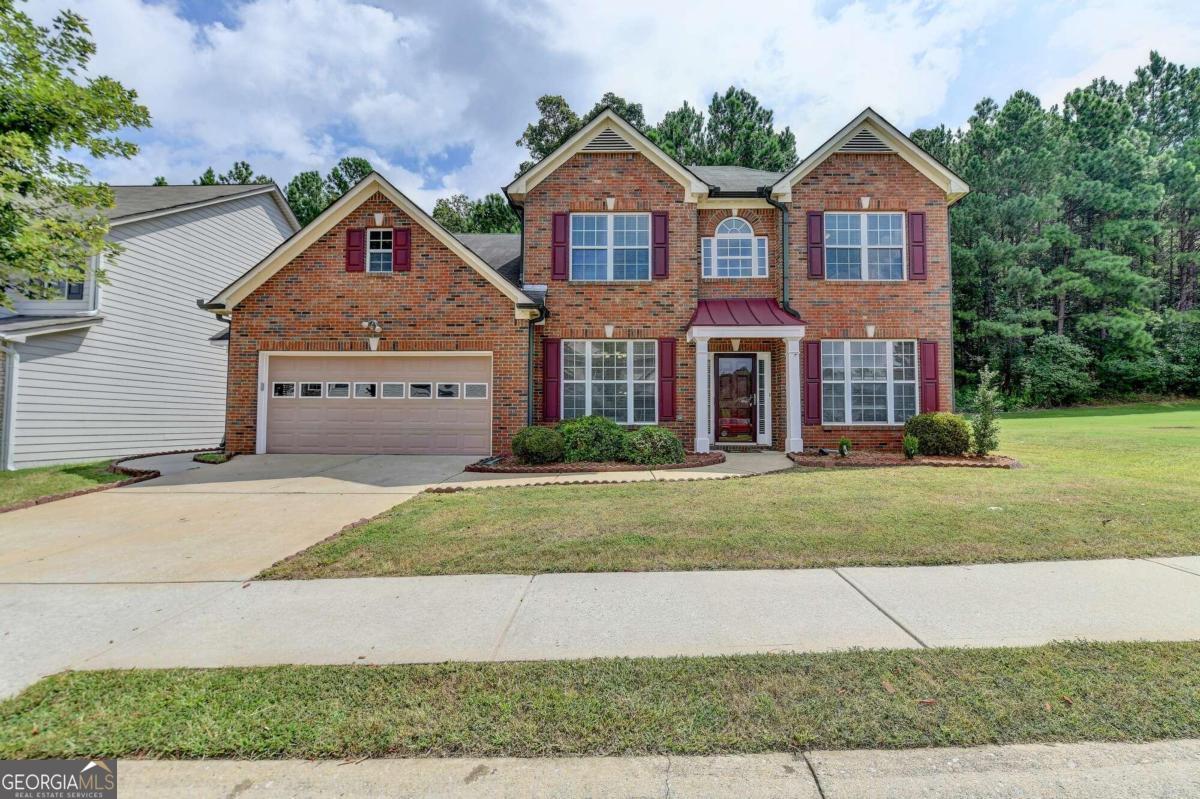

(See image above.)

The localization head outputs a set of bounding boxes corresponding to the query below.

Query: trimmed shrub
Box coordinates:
[511,426,564,465]
[623,426,686,465]
[558,415,626,463]
[903,412,971,456]
[902,434,920,460]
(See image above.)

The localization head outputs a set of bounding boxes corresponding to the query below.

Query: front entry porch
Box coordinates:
[687,298,807,454]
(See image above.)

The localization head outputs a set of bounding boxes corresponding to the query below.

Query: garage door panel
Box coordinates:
[266,355,491,455]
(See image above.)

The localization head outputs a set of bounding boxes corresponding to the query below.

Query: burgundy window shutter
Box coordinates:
[803,340,822,424]
[908,211,927,280]
[345,228,365,272]
[806,212,824,279]
[393,227,411,271]
[919,340,940,412]
[551,213,569,280]
[543,338,561,421]
[657,338,676,421]
[652,211,669,279]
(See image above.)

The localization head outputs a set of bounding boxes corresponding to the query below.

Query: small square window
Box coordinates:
[299,382,323,398]
[368,228,393,273]
[272,382,296,398]
[409,382,432,398]
[437,382,460,399]
[326,382,350,398]
[381,382,405,398]
[353,382,378,399]
[464,383,488,399]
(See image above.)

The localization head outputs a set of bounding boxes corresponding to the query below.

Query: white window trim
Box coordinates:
[409,382,433,399]
[820,339,918,426]
[381,382,406,398]
[367,227,393,274]
[436,382,461,399]
[271,382,297,398]
[562,339,658,425]
[569,212,651,282]
[702,217,768,279]
[298,382,323,399]
[464,382,489,399]
[12,255,100,315]
[823,212,906,282]
[325,381,351,399]
[352,382,378,399]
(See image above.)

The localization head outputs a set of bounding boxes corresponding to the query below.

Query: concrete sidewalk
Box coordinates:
[3,556,1199,697]
[118,739,1200,798]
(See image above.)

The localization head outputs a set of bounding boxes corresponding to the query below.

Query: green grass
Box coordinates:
[0,459,125,510]
[192,451,231,464]
[2,641,1198,759]
[263,401,1200,578]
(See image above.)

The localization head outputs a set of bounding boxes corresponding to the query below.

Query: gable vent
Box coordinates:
[582,127,636,152]
[839,127,892,154]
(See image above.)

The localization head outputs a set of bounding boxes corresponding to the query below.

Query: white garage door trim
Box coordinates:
[255,351,494,455]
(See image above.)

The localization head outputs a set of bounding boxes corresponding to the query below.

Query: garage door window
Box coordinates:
[464,383,488,399]
[381,382,405,398]
[437,382,460,399]
[299,382,323,398]
[353,382,378,399]
[326,382,350,398]
[272,382,296,398]
[410,382,432,398]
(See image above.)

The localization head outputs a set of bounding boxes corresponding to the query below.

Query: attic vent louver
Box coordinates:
[582,127,636,152]
[839,127,892,153]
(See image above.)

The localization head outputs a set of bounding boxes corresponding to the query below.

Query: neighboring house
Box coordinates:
[0,184,298,470]
[205,107,966,457]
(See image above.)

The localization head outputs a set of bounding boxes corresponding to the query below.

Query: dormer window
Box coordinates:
[702,217,768,278]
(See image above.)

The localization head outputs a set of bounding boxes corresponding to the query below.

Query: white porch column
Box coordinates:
[693,337,711,453]
[785,337,804,453]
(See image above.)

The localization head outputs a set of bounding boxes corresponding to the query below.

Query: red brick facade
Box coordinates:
[224,146,954,455]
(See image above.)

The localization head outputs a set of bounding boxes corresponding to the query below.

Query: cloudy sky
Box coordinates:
[28,0,1200,208]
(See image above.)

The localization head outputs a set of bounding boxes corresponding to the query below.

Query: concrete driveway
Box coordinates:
[0,453,476,583]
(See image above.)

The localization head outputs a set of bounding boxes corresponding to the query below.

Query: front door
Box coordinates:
[714,354,756,444]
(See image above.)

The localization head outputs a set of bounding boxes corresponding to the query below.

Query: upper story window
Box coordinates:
[702,217,768,278]
[367,228,393,273]
[570,213,650,281]
[10,260,95,315]
[824,212,905,281]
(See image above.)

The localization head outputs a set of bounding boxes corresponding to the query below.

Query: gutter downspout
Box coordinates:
[526,306,547,427]
[0,340,18,471]
[764,190,799,318]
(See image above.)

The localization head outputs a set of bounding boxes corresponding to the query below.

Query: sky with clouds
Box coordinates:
[27,0,1200,209]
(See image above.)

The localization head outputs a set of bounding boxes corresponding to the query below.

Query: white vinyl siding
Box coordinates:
[561,340,656,424]
[6,193,294,468]
[820,340,918,425]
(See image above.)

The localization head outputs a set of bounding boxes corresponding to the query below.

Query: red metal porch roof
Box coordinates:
[688,298,806,327]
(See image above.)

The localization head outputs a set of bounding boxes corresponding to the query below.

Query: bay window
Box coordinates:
[821,340,918,424]
[570,213,650,281]
[824,212,905,280]
[562,340,657,424]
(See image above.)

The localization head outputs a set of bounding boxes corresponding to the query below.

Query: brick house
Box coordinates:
[205,107,968,456]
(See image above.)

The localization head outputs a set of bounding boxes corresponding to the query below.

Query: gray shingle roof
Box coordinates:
[453,233,522,286]
[106,184,276,221]
[688,165,784,193]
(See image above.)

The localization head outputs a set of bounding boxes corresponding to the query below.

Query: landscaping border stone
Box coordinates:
[788,451,1020,469]
[464,451,725,473]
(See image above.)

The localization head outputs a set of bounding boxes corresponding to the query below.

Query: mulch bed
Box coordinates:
[465,451,726,473]
[788,450,1020,469]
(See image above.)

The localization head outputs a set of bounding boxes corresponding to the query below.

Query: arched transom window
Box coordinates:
[702,217,768,278]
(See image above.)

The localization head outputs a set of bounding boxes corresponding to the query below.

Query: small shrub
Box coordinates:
[511,426,564,465]
[623,426,686,465]
[558,415,626,463]
[902,434,919,460]
[971,365,1001,456]
[903,412,971,456]
[838,436,852,456]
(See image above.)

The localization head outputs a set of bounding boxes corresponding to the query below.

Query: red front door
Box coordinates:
[715,354,756,444]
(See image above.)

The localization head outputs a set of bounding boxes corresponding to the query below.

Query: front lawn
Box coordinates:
[0,460,126,511]
[2,641,1196,758]
[263,401,1200,578]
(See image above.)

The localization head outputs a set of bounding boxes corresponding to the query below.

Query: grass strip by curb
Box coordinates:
[2,641,1198,759]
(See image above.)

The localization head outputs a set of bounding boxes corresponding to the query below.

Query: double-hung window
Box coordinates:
[824,212,905,280]
[562,340,657,424]
[701,217,768,278]
[367,228,393,273]
[570,213,650,281]
[820,340,918,424]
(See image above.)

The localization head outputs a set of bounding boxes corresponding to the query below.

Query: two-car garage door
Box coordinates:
[264,354,491,455]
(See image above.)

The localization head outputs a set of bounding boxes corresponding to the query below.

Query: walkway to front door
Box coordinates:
[715,354,756,444]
